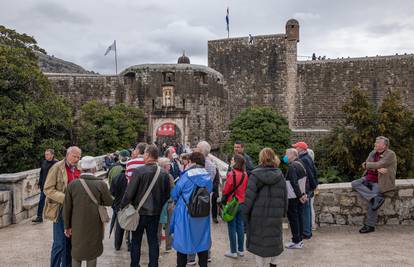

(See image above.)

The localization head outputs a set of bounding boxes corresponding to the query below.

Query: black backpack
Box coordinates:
[182,179,211,217]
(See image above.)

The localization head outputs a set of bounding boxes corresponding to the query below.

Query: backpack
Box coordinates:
[182,178,211,217]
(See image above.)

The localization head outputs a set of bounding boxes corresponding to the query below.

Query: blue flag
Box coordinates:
[226,7,229,37]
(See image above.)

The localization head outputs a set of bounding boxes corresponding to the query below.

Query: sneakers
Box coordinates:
[224,251,238,259]
[31,217,43,223]
[187,260,196,265]
[359,225,375,234]
[237,251,244,257]
[285,241,304,249]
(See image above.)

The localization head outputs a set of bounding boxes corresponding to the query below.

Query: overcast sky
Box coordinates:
[2,0,414,74]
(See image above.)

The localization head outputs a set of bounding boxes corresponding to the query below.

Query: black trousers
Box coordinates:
[177,251,208,267]
[211,192,218,219]
[130,215,160,267]
[287,198,304,244]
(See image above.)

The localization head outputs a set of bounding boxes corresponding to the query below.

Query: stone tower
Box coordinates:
[285,19,299,128]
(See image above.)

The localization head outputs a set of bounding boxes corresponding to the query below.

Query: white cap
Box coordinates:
[79,156,97,170]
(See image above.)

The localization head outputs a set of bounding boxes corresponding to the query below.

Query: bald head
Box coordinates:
[66,146,81,166]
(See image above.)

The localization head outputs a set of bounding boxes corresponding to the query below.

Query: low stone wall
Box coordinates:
[314,179,414,226]
[0,191,12,228]
[0,155,106,228]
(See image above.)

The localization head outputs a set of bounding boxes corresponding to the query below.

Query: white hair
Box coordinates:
[66,146,81,156]
[286,148,298,158]
[307,148,315,161]
[158,157,170,168]
[196,141,211,157]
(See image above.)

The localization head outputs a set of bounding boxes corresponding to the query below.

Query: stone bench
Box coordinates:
[0,191,12,228]
[314,179,414,226]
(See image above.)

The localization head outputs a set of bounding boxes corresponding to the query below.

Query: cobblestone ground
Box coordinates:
[1,217,414,267]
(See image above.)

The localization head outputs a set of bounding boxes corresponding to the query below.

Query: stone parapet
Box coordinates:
[314,179,414,226]
[0,155,106,226]
[0,191,12,228]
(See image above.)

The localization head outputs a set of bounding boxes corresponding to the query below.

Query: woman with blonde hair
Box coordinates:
[242,148,287,267]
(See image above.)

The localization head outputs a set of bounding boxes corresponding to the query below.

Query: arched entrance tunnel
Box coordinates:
[155,122,182,147]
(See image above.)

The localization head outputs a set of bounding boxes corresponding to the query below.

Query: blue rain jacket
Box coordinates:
[170,166,212,254]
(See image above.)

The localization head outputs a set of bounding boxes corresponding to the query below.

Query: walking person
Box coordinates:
[284,148,307,249]
[126,142,147,182]
[44,146,81,267]
[32,149,58,223]
[170,152,213,267]
[243,148,287,267]
[351,136,397,233]
[222,154,248,258]
[63,156,113,267]
[120,145,171,267]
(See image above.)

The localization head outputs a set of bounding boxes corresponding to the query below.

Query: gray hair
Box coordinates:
[376,136,390,147]
[307,148,315,161]
[66,146,81,156]
[285,148,298,158]
[158,157,170,168]
[197,141,211,157]
[45,149,55,155]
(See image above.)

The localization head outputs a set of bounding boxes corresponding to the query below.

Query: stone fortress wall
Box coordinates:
[44,19,414,148]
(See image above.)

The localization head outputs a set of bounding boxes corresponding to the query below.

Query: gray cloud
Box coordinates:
[1,0,414,74]
[29,1,90,24]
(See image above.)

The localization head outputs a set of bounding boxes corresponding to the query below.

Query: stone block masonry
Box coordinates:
[314,179,414,226]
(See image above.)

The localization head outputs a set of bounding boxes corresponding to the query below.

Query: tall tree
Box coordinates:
[76,100,146,156]
[0,26,72,173]
[225,107,291,163]
[316,88,414,182]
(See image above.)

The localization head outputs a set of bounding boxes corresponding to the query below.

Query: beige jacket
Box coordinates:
[365,149,397,193]
[43,160,68,222]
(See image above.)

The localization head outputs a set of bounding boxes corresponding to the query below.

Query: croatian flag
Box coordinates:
[226,7,229,36]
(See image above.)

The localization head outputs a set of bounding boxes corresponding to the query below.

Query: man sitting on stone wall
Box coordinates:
[351,136,397,234]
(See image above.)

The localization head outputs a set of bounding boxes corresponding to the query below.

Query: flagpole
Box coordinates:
[114,40,118,75]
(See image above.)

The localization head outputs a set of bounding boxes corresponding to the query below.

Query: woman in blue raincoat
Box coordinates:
[170,152,212,267]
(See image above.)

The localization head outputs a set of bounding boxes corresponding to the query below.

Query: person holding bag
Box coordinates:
[119,145,171,267]
[222,154,248,259]
[63,156,113,267]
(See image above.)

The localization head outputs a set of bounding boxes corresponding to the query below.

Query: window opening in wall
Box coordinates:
[152,99,155,110]
[183,99,186,109]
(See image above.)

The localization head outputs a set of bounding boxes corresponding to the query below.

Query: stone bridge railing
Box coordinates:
[314,179,414,226]
[0,156,107,228]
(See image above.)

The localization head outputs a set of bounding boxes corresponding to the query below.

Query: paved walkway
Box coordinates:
[1,217,414,267]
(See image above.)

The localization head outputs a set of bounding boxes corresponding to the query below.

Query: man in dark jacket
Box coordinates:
[32,149,58,223]
[121,145,171,267]
[292,141,318,239]
[284,148,307,249]
[165,147,181,180]
[234,141,254,176]
[110,155,129,250]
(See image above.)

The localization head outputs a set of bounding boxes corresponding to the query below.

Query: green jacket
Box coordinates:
[63,174,113,261]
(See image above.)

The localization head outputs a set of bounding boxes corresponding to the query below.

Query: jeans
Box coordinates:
[287,198,304,244]
[302,191,313,238]
[130,215,160,267]
[36,190,46,219]
[178,251,208,267]
[227,207,244,253]
[72,258,97,267]
[351,178,381,227]
[51,210,71,267]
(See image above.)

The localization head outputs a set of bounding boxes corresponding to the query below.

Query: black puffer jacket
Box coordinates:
[242,165,287,258]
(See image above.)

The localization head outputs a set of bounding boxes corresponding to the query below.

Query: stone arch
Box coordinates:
[152,118,185,144]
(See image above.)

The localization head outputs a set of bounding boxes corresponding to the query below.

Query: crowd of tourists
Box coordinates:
[33,135,396,267]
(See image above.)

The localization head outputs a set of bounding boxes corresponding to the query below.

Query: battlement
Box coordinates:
[298,53,414,64]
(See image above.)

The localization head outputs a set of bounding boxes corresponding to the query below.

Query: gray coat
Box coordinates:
[63,174,113,261]
[242,166,287,258]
